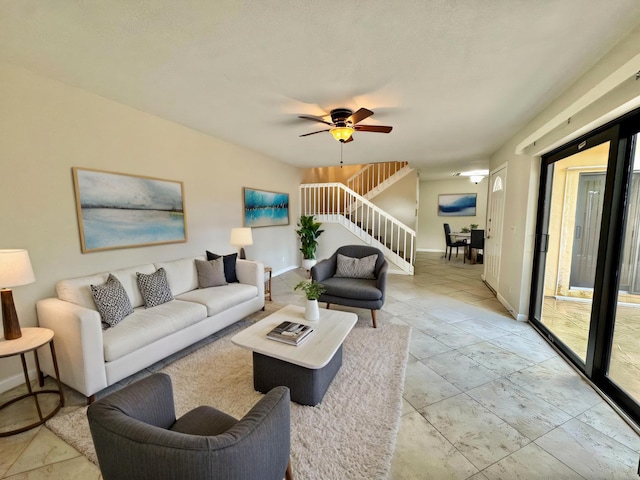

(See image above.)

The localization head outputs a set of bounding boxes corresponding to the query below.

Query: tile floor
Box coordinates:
[541,296,640,402]
[0,251,638,479]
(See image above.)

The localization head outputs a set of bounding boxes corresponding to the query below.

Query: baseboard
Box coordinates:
[496,292,528,322]
[416,248,445,253]
[0,368,39,394]
[272,265,299,277]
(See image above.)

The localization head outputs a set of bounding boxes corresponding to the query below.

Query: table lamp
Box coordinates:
[0,249,36,340]
[230,228,253,259]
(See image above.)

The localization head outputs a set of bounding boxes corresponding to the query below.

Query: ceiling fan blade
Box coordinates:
[354,125,393,133]
[344,136,354,143]
[348,108,374,125]
[299,129,331,137]
[298,115,332,126]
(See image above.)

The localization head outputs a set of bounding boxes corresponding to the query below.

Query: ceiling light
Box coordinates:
[330,126,354,142]
[470,175,485,184]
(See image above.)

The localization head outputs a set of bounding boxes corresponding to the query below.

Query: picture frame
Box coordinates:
[243,187,289,227]
[72,167,187,253]
[438,193,477,217]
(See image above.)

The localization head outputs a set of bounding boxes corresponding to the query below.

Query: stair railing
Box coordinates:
[300,182,415,273]
[346,161,409,197]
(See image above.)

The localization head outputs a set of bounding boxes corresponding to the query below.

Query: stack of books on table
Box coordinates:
[267,321,314,346]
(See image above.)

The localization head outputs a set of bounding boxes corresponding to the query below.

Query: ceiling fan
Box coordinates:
[298,108,392,143]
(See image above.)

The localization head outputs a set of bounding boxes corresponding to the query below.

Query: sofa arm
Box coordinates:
[36,298,108,398]
[235,259,265,298]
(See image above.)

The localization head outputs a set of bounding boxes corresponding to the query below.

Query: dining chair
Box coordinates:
[469,229,485,264]
[443,224,468,261]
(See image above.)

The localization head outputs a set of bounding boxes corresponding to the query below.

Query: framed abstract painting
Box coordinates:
[72,167,187,252]
[243,187,289,227]
[438,193,477,216]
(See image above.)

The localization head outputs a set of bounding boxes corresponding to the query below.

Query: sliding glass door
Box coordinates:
[607,134,640,409]
[535,142,609,363]
[530,111,640,423]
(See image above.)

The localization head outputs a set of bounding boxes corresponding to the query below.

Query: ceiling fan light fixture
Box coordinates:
[330,126,354,142]
[470,175,485,184]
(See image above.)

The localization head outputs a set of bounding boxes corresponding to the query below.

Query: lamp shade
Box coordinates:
[230,228,253,247]
[0,249,35,288]
[330,126,354,142]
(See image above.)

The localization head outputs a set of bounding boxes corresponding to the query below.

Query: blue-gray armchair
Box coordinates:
[87,373,292,480]
[311,245,388,328]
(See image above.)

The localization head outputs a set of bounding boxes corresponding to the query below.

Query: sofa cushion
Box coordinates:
[102,300,208,362]
[56,263,156,310]
[206,251,239,283]
[110,264,156,308]
[335,253,378,279]
[154,257,203,296]
[195,258,227,288]
[57,273,108,310]
[176,283,258,317]
[90,274,134,328]
[137,268,174,308]
[320,277,382,301]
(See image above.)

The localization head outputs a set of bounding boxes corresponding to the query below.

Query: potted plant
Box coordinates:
[294,280,326,321]
[296,215,324,270]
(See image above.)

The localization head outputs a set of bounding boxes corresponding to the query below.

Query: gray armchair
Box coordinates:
[87,373,292,480]
[311,245,387,328]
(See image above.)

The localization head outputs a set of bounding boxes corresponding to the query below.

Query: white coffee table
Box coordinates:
[231,304,357,405]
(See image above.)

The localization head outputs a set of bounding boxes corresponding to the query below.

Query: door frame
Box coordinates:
[529,108,640,423]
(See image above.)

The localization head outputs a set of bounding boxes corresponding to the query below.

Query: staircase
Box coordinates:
[346,161,411,200]
[300,182,415,274]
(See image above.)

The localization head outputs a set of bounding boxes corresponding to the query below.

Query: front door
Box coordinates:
[485,165,506,291]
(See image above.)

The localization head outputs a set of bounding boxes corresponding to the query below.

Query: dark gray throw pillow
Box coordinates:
[195,258,228,288]
[91,274,134,328]
[136,268,173,308]
[335,253,378,279]
[206,251,239,283]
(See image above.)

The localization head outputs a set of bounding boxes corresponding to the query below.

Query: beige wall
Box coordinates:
[369,170,418,231]
[489,24,640,320]
[0,63,302,388]
[417,178,489,251]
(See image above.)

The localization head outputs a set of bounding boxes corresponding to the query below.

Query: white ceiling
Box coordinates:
[2,1,640,179]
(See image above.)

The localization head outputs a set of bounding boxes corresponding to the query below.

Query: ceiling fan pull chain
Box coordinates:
[340,142,343,168]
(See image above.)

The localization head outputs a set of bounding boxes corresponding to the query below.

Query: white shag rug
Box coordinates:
[47,316,410,480]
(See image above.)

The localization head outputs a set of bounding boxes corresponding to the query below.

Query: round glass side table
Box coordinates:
[0,327,64,436]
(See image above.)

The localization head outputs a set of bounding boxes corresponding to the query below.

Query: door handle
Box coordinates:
[575,225,582,239]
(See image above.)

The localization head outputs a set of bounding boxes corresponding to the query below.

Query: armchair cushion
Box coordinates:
[320,277,382,301]
[170,405,237,436]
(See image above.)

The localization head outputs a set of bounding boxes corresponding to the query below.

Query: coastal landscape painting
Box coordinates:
[243,187,289,227]
[438,193,477,216]
[73,168,187,252]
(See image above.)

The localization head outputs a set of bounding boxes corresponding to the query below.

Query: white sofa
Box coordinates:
[36,255,264,401]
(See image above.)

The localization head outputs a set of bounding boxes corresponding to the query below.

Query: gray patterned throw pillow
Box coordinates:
[91,274,134,328]
[136,268,174,308]
[335,253,378,279]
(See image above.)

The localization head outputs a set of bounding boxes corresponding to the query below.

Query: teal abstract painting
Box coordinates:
[243,187,289,227]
